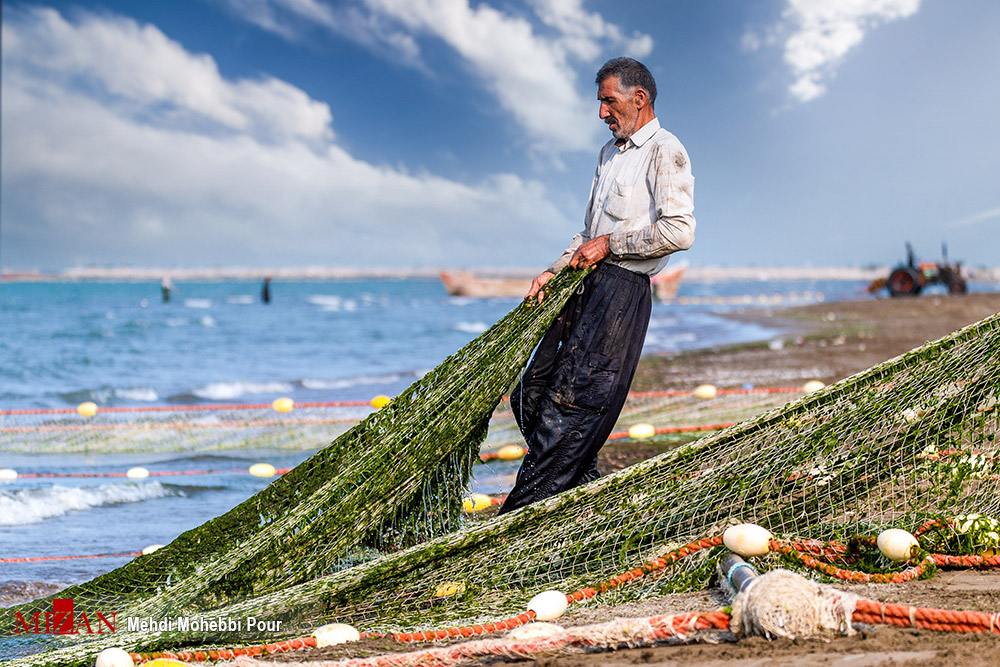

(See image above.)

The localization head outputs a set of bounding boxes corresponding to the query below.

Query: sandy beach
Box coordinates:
[252,292,1000,667]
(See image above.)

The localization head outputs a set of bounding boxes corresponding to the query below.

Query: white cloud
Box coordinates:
[947,206,1000,229]
[1,8,572,269]
[220,0,654,153]
[3,7,333,143]
[755,0,921,103]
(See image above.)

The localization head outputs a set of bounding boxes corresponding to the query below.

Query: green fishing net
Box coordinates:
[4,277,999,666]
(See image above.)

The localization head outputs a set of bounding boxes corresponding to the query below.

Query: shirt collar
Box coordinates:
[623,117,660,150]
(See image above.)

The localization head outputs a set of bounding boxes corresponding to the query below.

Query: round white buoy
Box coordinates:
[370,395,391,409]
[693,384,717,400]
[877,528,919,562]
[126,467,149,479]
[77,401,98,417]
[507,622,564,642]
[248,463,277,477]
[272,397,294,413]
[462,494,493,513]
[95,647,134,667]
[802,380,825,393]
[313,622,360,647]
[142,544,165,555]
[723,523,773,557]
[497,445,527,461]
[627,423,656,440]
[527,590,568,621]
[0,468,18,481]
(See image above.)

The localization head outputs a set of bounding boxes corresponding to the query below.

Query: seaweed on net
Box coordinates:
[6,283,1000,666]
[3,268,590,665]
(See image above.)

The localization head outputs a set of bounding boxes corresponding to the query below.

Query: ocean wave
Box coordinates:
[184,298,212,309]
[307,295,358,312]
[226,295,255,304]
[301,374,403,391]
[115,387,158,402]
[452,321,488,334]
[199,316,217,327]
[191,381,295,401]
[0,482,177,526]
[0,580,66,608]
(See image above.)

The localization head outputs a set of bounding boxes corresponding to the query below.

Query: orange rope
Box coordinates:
[770,539,934,583]
[1,551,141,563]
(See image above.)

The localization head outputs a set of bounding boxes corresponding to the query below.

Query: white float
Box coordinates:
[723,523,773,557]
[693,384,717,400]
[94,647,134,667]
[527,590,568,621]
[141,544,165,555]
[248,463,277,477]
[802,380,825,393]
[313,622,361,647]
[126,467,149,479]
[877,528,919,562]
[0,468,18,481]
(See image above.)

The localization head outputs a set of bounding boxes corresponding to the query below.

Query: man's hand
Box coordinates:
[569,235,611,269]
[525,271,555,303]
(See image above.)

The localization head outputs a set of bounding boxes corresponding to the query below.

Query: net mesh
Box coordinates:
[4,277,999,665]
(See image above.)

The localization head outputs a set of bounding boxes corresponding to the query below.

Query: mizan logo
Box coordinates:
[13,599,116,635]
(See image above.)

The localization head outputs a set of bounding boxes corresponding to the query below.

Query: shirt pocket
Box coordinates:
[603,181,632,220]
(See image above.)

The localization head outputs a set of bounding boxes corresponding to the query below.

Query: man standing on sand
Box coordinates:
[498,57,696,515]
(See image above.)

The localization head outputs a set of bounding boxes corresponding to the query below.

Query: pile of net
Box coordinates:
[5,271,999,665]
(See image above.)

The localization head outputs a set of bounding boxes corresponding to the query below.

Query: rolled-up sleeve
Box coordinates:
[608,141,695,260]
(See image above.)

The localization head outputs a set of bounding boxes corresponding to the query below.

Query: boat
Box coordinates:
[439,270,534,298]
[439,264,685,301]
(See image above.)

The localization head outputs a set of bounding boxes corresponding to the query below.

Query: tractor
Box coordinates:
[876,242,968,297]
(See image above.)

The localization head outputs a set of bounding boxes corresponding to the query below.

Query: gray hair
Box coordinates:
[595,57,657,108]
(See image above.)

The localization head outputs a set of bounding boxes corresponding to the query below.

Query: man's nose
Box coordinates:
[599,103,610,118]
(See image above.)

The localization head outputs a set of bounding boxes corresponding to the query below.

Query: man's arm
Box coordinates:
[607,139,695,260]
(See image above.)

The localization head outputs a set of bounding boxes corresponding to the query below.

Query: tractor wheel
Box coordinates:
[887,267,922,296]
[941,269,968,294]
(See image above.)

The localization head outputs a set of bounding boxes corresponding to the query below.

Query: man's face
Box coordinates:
[598,76,638,141]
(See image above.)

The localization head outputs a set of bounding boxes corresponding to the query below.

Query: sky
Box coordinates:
[2,0,999,271]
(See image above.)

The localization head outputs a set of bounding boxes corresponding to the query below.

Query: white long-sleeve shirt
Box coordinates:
[548,117,695,277]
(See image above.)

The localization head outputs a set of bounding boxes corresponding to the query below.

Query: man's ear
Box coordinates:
[632,87,648,109]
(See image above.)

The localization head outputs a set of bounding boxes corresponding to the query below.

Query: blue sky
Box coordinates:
[2,0,999,271]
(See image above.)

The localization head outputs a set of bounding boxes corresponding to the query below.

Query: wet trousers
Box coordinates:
[497,263,652,515]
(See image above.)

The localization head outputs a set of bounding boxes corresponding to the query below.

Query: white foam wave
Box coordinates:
[307,295,358,312]
[452,321,489,334]
[115,387,158,402]
[0,482,175,526]
[199,316,217,327]
[184,299,212,309]
[192,381,295,400]
[301,374,402,391]
[226,295,255,304]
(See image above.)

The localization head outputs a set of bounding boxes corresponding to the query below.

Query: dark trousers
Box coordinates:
[498,263,652,515]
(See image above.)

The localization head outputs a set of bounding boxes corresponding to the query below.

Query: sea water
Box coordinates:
[1,276,879,601]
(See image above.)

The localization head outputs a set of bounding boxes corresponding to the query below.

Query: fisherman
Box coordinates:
[498,57,695,515]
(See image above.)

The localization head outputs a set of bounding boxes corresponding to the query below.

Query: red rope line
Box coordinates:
[13,468,291,479]
[2,385,803,418]
[0,551,141,563]
[131,535,726,663]
[770,539,934,583]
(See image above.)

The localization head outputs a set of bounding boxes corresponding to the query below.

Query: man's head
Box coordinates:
[595,57,657,141]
